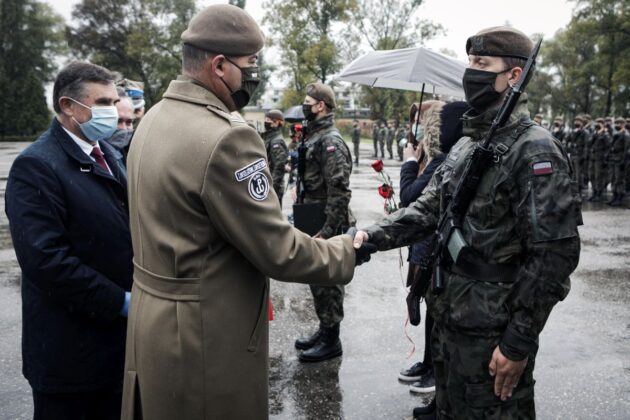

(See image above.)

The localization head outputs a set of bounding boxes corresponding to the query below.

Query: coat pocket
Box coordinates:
[247,280,269,352]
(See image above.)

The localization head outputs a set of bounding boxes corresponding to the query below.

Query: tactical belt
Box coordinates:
[448,258,518,283]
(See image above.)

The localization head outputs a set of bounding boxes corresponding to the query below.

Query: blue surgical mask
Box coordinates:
[70,98,118,141]
[411,123,424,140]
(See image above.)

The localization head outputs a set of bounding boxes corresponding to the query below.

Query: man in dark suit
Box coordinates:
[5,61,133,420]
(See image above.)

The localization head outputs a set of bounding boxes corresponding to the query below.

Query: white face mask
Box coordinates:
[411,123,424,140]
[69,98,118,141]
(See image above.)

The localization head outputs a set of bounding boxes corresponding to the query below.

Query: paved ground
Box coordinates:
[0,141,629,419]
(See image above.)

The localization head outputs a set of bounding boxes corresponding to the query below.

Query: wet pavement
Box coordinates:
[0,141,629,419]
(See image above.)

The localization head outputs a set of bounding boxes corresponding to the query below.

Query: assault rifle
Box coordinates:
[406,39,542,324]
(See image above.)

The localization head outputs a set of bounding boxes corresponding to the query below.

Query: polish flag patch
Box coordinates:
[327,146,336,153]
[533,161,553,176]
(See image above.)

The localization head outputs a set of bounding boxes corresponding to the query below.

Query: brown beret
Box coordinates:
[466,26,533,60]
[595,118,604,123]
[265,109,284,121]
[605,116,613,121]
[582,114,592,121]
[181,4,264,56]
[615,117,626,123]
[554,116,563,121]
[574,116,584,122]
[306,82,336,109]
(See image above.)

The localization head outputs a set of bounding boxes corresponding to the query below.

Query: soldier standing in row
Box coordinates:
[396,123,408,161]
[626,118,630,194]
[588,118,611,202]
[564,116,587,189]
[378,121,387,158]
[386,121,396,159]
[352,26,581,419]
[372,122,380,157]
[294,82,355,363]
[608,117,629,206]
[351,120,361,165]
[533,114,543,125]
[551,116,565,142]
[263,109,289,205]
[582,114,594,191]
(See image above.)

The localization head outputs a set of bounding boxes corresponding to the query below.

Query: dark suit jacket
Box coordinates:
[5,118,133,392]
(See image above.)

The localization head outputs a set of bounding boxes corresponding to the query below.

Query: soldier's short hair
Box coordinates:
[182,43,216,73]
[52,61,115,114]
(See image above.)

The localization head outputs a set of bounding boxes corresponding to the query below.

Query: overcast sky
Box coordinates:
[48,0,575,89]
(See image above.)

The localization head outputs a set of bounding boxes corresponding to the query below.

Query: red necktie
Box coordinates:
[90,146,110,174]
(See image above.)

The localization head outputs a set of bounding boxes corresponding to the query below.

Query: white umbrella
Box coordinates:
[338,47,467,98]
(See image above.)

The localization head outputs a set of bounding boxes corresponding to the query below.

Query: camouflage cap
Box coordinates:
[582,114,592,121]
[466,26,533,60]
[573,115,584,122]
[265,109,284,121]
[615,117,625,123]
[305,82,336,109]
[534,114,543,119]
[554,116,563,121]
[595,117,605,123]
[605,116,613,121]
[181,4,264,56]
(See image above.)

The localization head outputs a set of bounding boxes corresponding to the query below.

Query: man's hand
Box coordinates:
[488,346,528,401]
[345,228,376,266]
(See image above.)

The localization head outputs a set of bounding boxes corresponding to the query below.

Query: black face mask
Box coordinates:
[615,125,622,131]
[595,124,602,130]
[554,122,561,127]
[302,104,317,121]
[462,67,511,111]
[220,58,260,110]
[264,122,273,131]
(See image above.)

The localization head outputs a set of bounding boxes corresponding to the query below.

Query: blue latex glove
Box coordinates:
[120,291,131,317]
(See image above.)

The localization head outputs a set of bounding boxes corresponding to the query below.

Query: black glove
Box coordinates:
[346,227,378,266]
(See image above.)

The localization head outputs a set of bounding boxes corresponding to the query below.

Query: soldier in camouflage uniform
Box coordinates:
[352,27,581,420]
[582,114,594,191]
[386,122,397,159]
[372,123,379,157]
[626,118,630,194]
[551,116,565,143]
[351,120,361,165]
[587,118,611,201]
[378,121,387,158]
[607,117,629,206]
[294,82,354,363]
[397,123,409,161]
[564,116,588,189]
[263,109,289,204]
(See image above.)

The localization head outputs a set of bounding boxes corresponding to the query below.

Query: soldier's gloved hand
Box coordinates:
[346,228,377,266]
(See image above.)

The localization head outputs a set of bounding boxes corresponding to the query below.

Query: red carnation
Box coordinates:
[371,159,384,172]
[378,184,394,199]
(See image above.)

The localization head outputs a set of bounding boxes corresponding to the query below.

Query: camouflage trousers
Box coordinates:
[386,138,394,159]
[589,160,608,193]
[610,163,626,195]
[431,325,536,420]
[353,141,360,163]
[309,284,344,328]
[570,155,581,189]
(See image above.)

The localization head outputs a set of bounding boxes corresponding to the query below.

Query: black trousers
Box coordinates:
[33,386,122,420]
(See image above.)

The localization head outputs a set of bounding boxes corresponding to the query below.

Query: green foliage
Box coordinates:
[528,0,630,119]
[0,0,65,137]
[263,0,356,106]
[349,0,443,122]
[67,0,197,107]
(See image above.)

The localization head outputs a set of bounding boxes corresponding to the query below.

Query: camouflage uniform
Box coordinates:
[364,99,581,419]
[396,126,408,161]
[372,125,379,157]
[351,125,361,164]
[303,114,354,327]
[378,125,387,158]
[564,127,587,187]
[608,128,629,197]
[386,125,396,159]
[263,128,288,204]
[588,129,611,198]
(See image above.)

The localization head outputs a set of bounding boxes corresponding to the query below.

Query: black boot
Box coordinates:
[413,398,436,420]
[607,193,618,205]
[611,194,624,206]
[294,328,323,350]
[298,324,342,362]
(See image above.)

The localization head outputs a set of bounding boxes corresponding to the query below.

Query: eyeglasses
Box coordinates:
[118,118,135,126]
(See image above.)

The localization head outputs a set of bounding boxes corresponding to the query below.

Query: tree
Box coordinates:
[67,0,196,107]
[0,0,65,137]
[349,0,443,123]
[263,0,356,107]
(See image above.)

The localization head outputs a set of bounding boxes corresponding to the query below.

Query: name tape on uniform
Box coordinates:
[235,158,267,182]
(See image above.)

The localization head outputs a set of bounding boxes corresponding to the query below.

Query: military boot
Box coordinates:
[413,398,436,420]
[298,324,342,362]
[610,194,624,207]
[294,328,323,350]
[607,193,618,205]
[588,191,598,201]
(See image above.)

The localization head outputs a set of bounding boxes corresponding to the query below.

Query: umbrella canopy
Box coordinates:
[338,47,467,97]
[283,105,305,123]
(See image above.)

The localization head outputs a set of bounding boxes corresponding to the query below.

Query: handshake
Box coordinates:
[346,227,377,266]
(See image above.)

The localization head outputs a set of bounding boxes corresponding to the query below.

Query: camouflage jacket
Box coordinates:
[303,114,354,238]
[387,127,396,141]
[608,131,629,163]
[589,131,611,162]
[352,126,361,144]
[378,127,387,142]
[263,128,288,194]
[364,98,582,361]
[564,128,587,158]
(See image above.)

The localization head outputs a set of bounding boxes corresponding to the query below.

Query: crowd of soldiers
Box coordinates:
[372,121,410,161]
[544,114,630,205]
